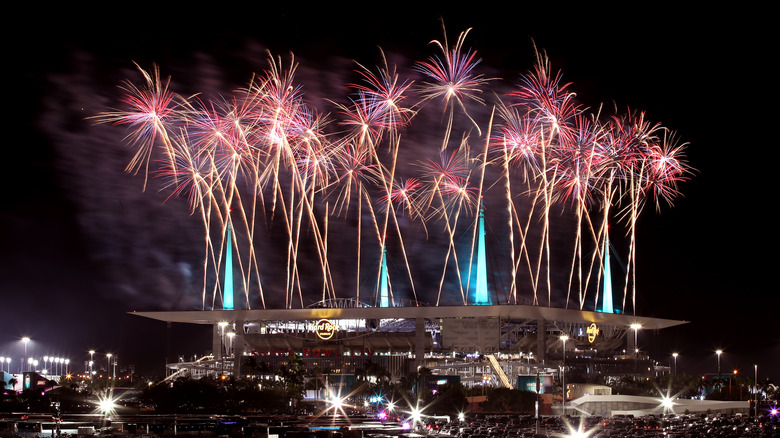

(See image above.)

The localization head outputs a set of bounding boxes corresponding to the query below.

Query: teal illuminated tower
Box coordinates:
[599,236,614,314]
[379,245,390,307]
[473,202,490,305]
[223,221,234,310]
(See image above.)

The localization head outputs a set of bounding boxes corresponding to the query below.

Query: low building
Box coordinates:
[568,383,612,400]
[568,394,749,417]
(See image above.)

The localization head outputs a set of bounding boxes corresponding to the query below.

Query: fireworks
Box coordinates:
[97,27,692,313]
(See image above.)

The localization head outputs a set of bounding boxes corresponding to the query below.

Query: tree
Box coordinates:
[480,388,536,413]
[140,376,221,413]
[425,382,468,416]
[279,355,305,411]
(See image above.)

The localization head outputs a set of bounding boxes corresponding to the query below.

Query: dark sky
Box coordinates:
[2,6,777,380]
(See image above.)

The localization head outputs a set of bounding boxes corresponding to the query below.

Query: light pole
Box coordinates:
[106,354,112,380]
[218,322,229,358]
[226,332,236,358]
[560,334,569,416]
[715,349,722,379]
[672,353,678,377]
[629,324,641,357]
[754,364,758,416]
[630,324,641,374]
[89,350,95,378]
[21,337,30,371]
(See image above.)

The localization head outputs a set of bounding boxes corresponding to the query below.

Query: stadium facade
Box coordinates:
[134,298,685,390]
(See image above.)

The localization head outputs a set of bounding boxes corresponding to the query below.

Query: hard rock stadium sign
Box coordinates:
[587,323,600,343]
[313,319,338,340]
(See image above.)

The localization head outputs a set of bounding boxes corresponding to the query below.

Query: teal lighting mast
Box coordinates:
[379,245,390,307]
[223,221,234,310]
[599,236,614,313]
[473,201,490,305]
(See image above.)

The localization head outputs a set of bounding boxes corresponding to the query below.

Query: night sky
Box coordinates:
[2,6,777,380]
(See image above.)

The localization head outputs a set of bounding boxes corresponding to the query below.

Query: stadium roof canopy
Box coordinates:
[132,304,687,330]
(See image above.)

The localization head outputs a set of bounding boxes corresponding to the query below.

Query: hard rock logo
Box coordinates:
[587,323,599,343]
[314,319,338,340]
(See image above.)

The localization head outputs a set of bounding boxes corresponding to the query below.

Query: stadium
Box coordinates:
[108,36,692,397]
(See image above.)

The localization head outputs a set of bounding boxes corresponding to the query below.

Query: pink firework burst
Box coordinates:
[491,103,544,178]
[99,63,179,180]
[336,92,388,146]
[511,51,579,145]
[642,133,692,210]
[416,27,488,105]
[352,55,415,132]
[379,177,423,218]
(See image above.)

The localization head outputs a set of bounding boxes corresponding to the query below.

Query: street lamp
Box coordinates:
[629,324,641,375]
[672,353,679,377]
[21,337,30,371]
[226,331,236,357]
[560,334,569,416]
[218,322,229,358]
[754,364,759,416]
[106,353,112,379]
[715,349,723,379]
[629,324,641,357]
